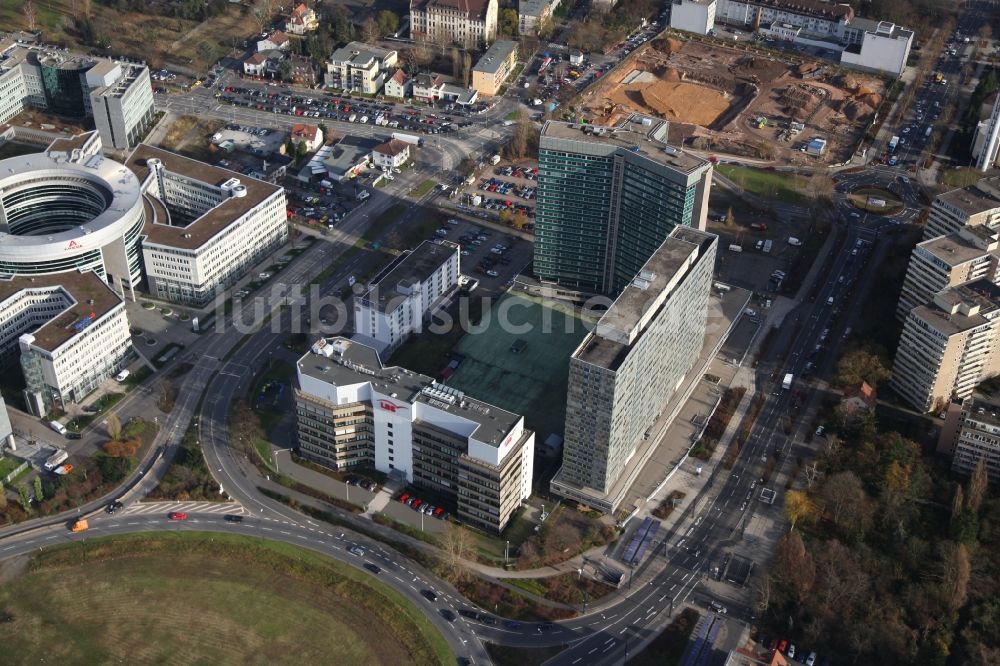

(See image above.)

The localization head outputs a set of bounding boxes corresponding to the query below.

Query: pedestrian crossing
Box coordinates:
[123,500,245,517]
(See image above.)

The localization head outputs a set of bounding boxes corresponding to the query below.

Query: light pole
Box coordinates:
[505,540,510,565]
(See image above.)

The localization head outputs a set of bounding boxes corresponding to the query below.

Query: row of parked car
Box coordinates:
[397,492,448,520]
[757,636,826,666]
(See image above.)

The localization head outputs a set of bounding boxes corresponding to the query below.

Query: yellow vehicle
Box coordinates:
[69,518,89,532]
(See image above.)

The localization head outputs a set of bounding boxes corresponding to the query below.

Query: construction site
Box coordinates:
[578,37,887,164]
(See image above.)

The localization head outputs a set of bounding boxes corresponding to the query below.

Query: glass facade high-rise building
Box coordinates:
[534,120,713,295]
[39,57,89,118]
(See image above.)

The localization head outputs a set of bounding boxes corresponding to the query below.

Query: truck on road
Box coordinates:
[888,135,900,152]
[69,518,88,532]
[391,132,424,147]
[44,449,68,471]
[782,373,793,390]
[925,126,933,138]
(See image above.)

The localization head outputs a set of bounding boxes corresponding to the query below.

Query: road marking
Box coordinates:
[261,527,273,531]
[605,638,615,645]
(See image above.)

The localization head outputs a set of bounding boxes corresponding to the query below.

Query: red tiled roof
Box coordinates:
[292,123,319,142]
[374,138,410,157]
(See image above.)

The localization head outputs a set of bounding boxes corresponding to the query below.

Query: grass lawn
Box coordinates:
[358,203,407,247]
[0,456,24,479]
[411,179,437,198]
[485,643,567,666]
[847,187,904,214]
[940,166,984,189]
[716,165,807,204]
[0,532,452,666]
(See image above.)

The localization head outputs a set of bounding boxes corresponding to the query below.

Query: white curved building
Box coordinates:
[0,131,145,298]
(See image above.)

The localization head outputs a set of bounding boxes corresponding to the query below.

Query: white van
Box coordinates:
[49,421,68,436]
[114,369,130,382]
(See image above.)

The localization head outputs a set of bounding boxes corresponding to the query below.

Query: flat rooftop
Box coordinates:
[936,176,1000,216]
[964,396,1000,428]
[126,144,282,251]
[300,338,522,448]
[329,41,394,65]
[362,241,459,314]
[0,271,123,352]
[474,40,517,75]
[322,136,378,176]
[917,280,1000,336]
[576,228,715,370]
[541,120,708,175]
[921,229,997,266]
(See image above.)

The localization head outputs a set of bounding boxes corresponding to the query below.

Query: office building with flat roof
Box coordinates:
[892,280,1000,413]
[939,395,1000,485]
[551,227,717,511]
[534,120,713,295]
[295,337,535,532]
[0,43,155,151]
[126,144,288,306]
[924,176,1000,240]
[353,241,460,354]
[896,225,1000,321]
[7,272,133,416]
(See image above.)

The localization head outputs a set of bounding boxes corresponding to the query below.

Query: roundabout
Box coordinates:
[846,185,905,215]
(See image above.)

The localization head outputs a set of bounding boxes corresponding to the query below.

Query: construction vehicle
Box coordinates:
[70,518,89,532]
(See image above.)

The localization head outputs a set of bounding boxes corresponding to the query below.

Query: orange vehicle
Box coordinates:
[69,518,89,532]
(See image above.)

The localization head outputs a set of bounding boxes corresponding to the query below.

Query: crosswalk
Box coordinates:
[123,500,245,517]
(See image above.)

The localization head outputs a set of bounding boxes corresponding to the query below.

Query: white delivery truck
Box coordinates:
[44,449,68,470]
[782,374,793,390]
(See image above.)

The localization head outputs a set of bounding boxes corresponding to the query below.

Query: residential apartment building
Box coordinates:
[295,337,535,532]
[471,40,518,97]
[518,0,559,36]
[410,0,499,49]
[839,20,913,77]
[126,145,288,306]
[372,138,411,170]
[670,0,717,35]
[896,225,1000,322]
[892,280,1000,413]
[325,42,398,94]
[353,241,460,354]
[551,228,717,511]
[0,42,155,150]
[384,69,412,99]
[714,0,854,38]
[7,272,133,415]
[534,120,713,295]
[285,2,319,34]
[939,396,1000,484]
[924,176,1000,240]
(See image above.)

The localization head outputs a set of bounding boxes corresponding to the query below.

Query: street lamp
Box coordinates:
[505,540,510,565]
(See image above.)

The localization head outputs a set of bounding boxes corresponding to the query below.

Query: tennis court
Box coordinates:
[446,292,595,441]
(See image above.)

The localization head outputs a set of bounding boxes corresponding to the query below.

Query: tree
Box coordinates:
[295,139,309,163]
[17,484,30,511]
[251,0,275,36]
[950,484,965,526]
[438,523,474,581]
[724,206,736,228]
[376,10,399,37]
[771,530,815,603]
[835,347,892,389]
[499,8,519,37]
[818,471,867,527]
[784,489,817,530]
[361,16,379,45]
[107,413,122,441]
[0,481,6,509]
[462,51,473,88]
[33,475,43,503]
[498,208,513,225]
[23,0,37,31]
[940,542,971,613]
[450,47,462,80]
[966,457,988,513]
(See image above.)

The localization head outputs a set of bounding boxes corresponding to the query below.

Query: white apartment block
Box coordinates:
[324,42,398,94]
[296,337,535,532]
[126,145,288,306]
[896,226,1000,322]
[552,228,717,512]
[518,0,559,35]
[939,396,1000,485]
[670,0,717,36]
[2,272,133,416]
[839,21,913,77]
[892,281,1000,413]
[410,0,499,49]
[354,241,460,354]
[0,42,155,150]
[925,177,1000,240]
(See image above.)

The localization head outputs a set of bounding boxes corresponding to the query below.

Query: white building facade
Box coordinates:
[670,0,717,36]
[354,241,459,353]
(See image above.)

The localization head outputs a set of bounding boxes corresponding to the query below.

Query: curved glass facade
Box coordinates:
[2,177,111,236]
[40,62,88,118]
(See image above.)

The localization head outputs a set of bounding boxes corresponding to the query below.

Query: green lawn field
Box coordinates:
[0,532,452,666]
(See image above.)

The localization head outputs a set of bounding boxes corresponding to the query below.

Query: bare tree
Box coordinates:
[106,413,122,441]
[462,51,472,88]
[966,457,989,513]
[438,523,474,581]
[361,16,379,45]
[252,0,276,36]
[23,0,38,31]
[950,484,965,526]
[940,542,971,613]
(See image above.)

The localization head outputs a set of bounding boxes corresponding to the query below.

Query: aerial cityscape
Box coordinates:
[1,0,999,663]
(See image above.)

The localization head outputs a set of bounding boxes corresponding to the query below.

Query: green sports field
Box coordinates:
[446,292,595,441]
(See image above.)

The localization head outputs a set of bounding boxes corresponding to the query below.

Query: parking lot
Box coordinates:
[430,218,530,292]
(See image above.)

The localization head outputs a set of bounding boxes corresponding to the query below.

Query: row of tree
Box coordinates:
[761,410,1000,664]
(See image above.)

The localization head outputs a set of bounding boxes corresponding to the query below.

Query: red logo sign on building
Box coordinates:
[378,399,406,413]
[66,240,82,250]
